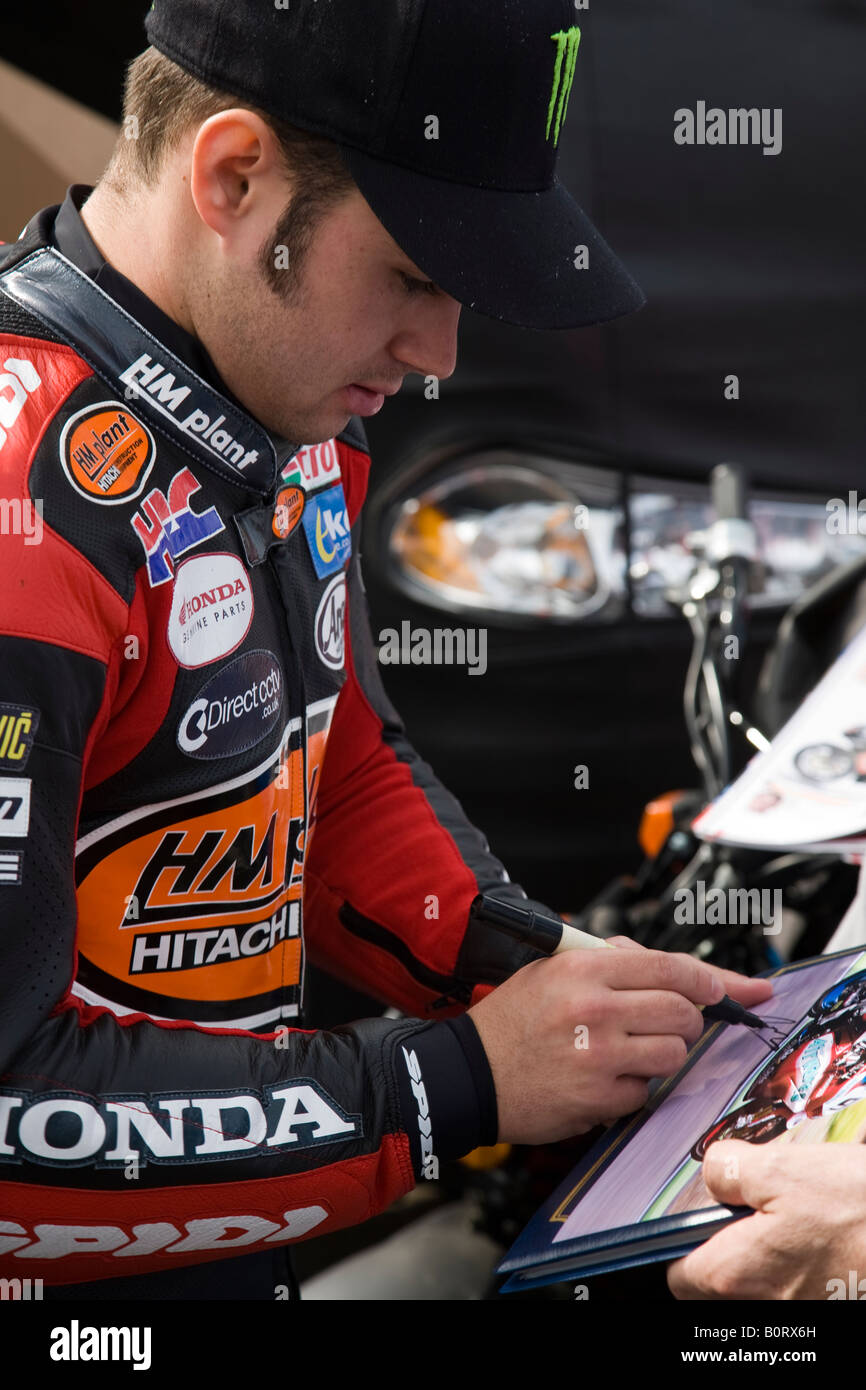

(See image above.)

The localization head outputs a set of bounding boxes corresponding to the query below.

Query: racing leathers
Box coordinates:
[0,187,546,1288]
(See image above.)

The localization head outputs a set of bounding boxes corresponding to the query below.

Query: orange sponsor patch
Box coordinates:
[76,744,305,1002]
[72,699,340,1025]
[60,400,156,502]
[272,485,305,541]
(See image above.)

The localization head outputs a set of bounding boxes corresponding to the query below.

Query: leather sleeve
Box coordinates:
[303,528,549,1019]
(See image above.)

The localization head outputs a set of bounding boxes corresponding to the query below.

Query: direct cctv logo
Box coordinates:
[119,353,262,472]
[177,650,283,760]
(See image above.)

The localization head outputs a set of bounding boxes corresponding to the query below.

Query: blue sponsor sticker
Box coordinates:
[302,483,352,579]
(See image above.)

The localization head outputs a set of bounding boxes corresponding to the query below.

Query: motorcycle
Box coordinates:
[565,462,863,973]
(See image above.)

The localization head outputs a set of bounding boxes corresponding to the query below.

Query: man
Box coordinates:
[0,0,768,1299]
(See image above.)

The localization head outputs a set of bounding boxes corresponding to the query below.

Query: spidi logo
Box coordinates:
[402,1046,438,1180]
[3,1205,328,1268]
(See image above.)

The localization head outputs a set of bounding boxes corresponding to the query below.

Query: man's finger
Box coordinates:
[668,1211,781,1300]
[612,989,704,1041]
[604,949,725,1007]
[715,968,774,1007]
[667,1250,714,1300]
[701,1139,786,1211]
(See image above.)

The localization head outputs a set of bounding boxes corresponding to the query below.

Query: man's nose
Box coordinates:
[392,297,462,383]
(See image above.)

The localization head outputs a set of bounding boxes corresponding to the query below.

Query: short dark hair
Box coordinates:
[103,47,357,298]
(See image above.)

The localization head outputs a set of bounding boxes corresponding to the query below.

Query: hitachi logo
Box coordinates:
[120,354,260,472]
[0,1081,361,1168]
[129,904,297,974]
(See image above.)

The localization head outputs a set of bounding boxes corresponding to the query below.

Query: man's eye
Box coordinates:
[399,272,438,297]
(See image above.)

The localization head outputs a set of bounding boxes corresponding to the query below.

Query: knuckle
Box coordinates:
[650,950,681,990]
[671,950,702,985]
[706,1263,743,1300]
[650,1036,688,1075]
[575,995,606,1030]
[619,1078,650,1111]
[556,950,591,983]
[678,999,704,1038]
[605,934,639,950]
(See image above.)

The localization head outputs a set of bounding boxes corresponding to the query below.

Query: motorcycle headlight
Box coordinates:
[380,452,866,623]
[382,451,627,624]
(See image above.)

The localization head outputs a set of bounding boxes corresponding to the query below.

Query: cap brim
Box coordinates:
[338,145,645,330]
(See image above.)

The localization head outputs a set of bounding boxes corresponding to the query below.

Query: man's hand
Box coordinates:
[668,1140,866,1300]
[469,943,752,1144]
[607,935,774,1011]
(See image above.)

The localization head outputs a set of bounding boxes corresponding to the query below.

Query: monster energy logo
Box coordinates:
[546,26,581,146]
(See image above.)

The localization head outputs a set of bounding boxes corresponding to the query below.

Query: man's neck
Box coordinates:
[80,184,196,340]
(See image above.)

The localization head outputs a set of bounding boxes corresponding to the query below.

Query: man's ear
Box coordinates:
[188,109,283,240]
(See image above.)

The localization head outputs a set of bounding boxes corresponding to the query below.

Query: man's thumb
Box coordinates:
[701,1139,775,1210]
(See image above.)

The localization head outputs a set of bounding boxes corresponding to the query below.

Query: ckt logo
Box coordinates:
[315,500,349,563]
[303,484,351,578]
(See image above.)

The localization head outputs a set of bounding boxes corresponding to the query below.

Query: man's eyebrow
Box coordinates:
[400,266,444,293]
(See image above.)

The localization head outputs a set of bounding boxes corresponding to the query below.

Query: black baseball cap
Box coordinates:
[145,0,645,330]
